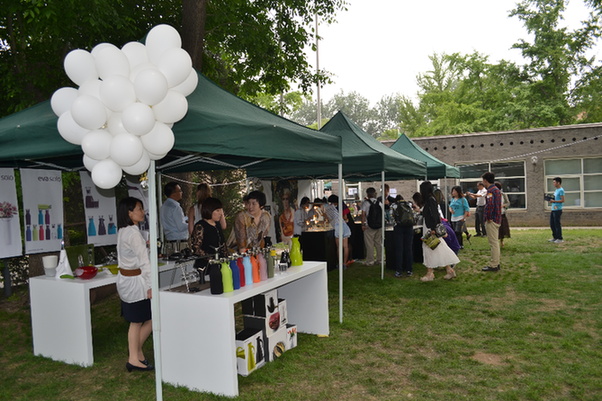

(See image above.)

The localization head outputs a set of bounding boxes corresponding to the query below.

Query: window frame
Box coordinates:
[544,157,602,209]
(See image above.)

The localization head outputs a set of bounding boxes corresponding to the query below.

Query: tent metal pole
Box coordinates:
[381,171,385,280]
[148,162,164,401]
[338,163,344,323]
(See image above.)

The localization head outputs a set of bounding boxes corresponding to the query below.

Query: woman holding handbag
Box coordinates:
[419,182,460,282]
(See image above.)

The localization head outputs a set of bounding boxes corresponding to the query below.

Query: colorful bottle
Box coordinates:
[32,225,38,241]
[221,261,233,293]
[57,224,63,240]
[251,254,261,283]
[230,259,241,290]
[290,236,303,266]
[267,249,276,278]
[26,225,32,242]
[45,209,50,225]
[243,256,253,286]
[45,224,51,240]
[25,209,31,225]
[258,252,268,281]
[237,257,246,287]
[38,210,44,225]
[39,224,44,240]
[209,262,223,295]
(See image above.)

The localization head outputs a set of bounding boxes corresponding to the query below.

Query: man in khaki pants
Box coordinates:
[360,187,382,266]
[481,172,502,272]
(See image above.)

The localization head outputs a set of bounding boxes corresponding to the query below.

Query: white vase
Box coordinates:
[0,217,12,246]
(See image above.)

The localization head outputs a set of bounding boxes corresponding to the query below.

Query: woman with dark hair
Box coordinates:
[419,182,460,282]
[190,197,227,270]
[234,190,271,252]
[187,183,226,235]
[448,185,470,248]
[294,196,312,236]
[116,197,153,372]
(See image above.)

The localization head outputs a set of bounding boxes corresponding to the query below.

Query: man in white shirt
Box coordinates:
[160,182,188,254]
[468,182,487,237]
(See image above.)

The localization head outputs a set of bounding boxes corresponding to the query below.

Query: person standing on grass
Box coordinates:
[467,182,487,236]
[116,197,154,372]
[481,172,502,272]
[549,177,565,244]
[361,187,382,266]
[495,181,511,247]
[449,186,470,249]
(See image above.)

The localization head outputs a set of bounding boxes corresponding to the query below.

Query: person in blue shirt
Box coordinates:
[549,177,565,243]
[160,182,189,254]
[448,186,470,248]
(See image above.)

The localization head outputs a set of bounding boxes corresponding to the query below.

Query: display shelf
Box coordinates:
[159,261,329,397]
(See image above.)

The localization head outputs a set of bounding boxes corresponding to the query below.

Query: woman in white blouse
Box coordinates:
[117,197,153,372]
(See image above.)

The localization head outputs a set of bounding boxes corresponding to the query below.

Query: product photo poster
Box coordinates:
[80,172,117,246]
[0,168,23,258]
[21,168,63,254]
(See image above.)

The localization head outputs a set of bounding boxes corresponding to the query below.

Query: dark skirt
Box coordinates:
[121,298,152,323]
[499,214,511,239]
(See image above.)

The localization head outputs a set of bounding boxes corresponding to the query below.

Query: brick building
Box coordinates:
[340,123,602,227]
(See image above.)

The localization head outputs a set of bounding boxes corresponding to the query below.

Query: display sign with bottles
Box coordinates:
[0,168,23,258]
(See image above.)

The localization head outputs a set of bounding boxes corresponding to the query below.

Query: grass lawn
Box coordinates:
[1,229,601,401]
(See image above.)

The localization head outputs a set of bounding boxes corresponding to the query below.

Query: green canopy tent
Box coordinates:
[389,133,460,179]
[0,73,342,173]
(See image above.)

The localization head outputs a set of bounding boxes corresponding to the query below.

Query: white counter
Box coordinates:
[159,261,329,397]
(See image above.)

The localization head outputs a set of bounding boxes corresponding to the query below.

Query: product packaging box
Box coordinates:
[265,325,288,362]
[235,328,266,376]
[241,289,278,317]
[243,312,281,336]
[286,324,298,350]
[278,298,288,326]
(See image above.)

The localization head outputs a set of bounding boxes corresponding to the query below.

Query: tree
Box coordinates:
[0,0,348,116]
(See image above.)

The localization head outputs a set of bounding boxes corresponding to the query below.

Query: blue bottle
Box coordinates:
[57,224,63,240]
[38,210,44,225]
[88,217,96,236]
[230,259,240,290]
[243,256,253,286]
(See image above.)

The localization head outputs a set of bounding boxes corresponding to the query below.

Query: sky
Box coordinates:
[308,0,598,105]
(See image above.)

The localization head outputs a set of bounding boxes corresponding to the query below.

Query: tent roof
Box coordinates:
[389,134,460,179]
[0,72,342,173]
[317,111,426,181]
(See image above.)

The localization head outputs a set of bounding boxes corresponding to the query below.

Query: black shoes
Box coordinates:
[482,265,500,272]
[126,362,154,372]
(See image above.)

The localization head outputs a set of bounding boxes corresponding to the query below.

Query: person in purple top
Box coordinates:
[481,172,502,272]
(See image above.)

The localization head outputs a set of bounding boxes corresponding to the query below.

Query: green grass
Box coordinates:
[1,229,601,401]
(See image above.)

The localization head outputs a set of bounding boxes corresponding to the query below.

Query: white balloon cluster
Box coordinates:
[51,24,198,189]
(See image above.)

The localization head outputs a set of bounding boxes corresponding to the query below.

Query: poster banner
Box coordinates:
[80,172,118,246]
[271,180,299,245]
[21,169,63,254]
[0,168,23,258]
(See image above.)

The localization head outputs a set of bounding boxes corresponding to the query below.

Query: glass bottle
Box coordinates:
[290,236,303,266]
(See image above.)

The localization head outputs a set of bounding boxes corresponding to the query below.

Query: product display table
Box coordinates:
[159,261,329,397]
[29,260,193,367]
[29,272,118,367]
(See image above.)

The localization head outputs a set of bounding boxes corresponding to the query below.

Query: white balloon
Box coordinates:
[64,49,98,86]
[100,75,136,112]
[83,154,103,172]
[153,91,188,123]
[91,159,123,189]
[121,41,149,70]
[130,62,156,83]
[71,94,107,130]
[121,102,156,136]
[51,87,79,117]
[94,46,130,80]
[78,79,102,100]
[122,150,151,175]
[141,122,175,156]
[81,129,113,160]
[106,113,129,136]
[91,43,116,58]
[110,133,144,167]
[148,150,169,160]
[145,24,182,65]
[134,68,168,105]
[57,111,89,145]
[171,69,198,97]
[156,48,192,88]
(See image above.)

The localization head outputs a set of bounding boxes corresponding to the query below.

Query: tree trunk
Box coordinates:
[181,0,208,71]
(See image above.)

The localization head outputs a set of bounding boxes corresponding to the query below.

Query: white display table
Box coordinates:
[159,261,329,397]
[29,272,118,367]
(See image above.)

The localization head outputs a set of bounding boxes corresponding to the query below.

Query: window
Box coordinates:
[545,157,602,208]
[457,161,526,209]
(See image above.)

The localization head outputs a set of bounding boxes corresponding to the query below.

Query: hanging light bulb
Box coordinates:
[139,172,148,190]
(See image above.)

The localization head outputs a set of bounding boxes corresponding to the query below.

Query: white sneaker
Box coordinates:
[548,238,556,242]
[554,239,564,243]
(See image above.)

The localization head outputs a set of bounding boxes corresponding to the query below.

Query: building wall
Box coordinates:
[380,123,602,227]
